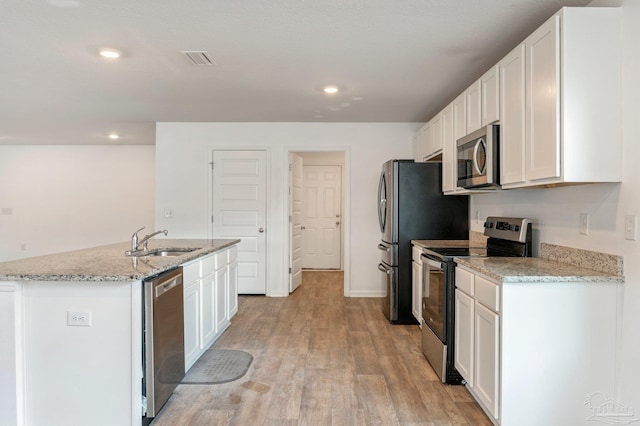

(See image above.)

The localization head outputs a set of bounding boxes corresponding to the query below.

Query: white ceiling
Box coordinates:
[1,0,590,145]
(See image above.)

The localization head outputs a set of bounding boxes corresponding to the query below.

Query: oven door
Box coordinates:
[421,255,446,342]
[379,262,397,322]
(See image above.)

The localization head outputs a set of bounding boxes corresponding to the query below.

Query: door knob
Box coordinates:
[259,228,265,233]
[336,221,341,226]
[301,226,306,230]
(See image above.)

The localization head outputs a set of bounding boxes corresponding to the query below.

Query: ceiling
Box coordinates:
[1,0,591,145]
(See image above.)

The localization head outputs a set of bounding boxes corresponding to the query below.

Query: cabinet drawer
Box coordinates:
[201,254,216,276]
[182,260,200,285]
[228,245,237,263]
[412,246,422,263]
[214,250,227,270]
[456,267,474,296]
[475,276,500,312]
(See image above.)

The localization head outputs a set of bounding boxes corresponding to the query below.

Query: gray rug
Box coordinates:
[181,349,253,385]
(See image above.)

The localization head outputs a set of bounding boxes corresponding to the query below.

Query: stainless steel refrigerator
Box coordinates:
[377,160,468,324]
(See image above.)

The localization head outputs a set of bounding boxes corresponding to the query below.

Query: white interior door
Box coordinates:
[289,153,303,293]
[212,150,267,294]
[301,165,341,269]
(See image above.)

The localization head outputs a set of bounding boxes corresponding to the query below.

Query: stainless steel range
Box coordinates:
[420,217,533,384]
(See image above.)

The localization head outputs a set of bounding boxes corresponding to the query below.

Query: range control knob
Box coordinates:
[511,224,520,232]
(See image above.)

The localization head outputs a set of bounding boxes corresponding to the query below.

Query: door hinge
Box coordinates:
[289,163,293,171]
[211,215,214,223]
[289,267,292,274]
[210,161,214,170]
[289,215,292,223]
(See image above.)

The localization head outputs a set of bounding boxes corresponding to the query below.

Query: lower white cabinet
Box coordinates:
[455,265,620,425]
[411,245,423,325]
[183,245,238,371]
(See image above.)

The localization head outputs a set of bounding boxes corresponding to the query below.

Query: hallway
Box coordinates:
[152,270,491,425]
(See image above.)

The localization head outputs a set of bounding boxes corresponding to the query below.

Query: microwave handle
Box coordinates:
[473,137,487,175]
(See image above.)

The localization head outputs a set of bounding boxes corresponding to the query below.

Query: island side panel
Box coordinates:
[22,280,143,426]
[0,282,23,426]
[500,281,619,426]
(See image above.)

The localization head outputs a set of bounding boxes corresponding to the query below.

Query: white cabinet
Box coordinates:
[454,288,474,386]
[429,112,443,158]
[413,122,429,162]
[441,102,457,193]
[183,270,201,367]
[228,246,238,317]
[465,80,481,134]
[499,44,526,186]
[481,65,499,126]
[500,7,621,188]
[411,245,423,325]
[183,245,238,371]
[455,264,619,425]
[474,302,499,419]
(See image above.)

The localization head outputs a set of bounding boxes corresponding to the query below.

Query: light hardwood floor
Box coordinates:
[152,270,492,426]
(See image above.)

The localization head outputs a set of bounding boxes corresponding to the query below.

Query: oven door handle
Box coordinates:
[421,254,444,270]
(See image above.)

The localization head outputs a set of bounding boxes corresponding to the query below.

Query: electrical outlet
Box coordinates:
[67,311,92,327]
[580,214,589,236]
[625,215,637,241]
[164,209,173,218]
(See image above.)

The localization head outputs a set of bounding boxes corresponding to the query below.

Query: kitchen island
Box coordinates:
[0,239,239,426]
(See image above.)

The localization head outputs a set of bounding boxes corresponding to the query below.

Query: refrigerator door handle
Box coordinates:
[378,171,386,233]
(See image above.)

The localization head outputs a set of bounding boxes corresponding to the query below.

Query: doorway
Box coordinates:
[287,150,348,295]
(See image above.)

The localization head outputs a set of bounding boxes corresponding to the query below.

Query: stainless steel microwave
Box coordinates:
[456,124,500,189]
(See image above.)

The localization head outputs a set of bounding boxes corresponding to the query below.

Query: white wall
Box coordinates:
[471,0,640,413]
[0,145,155,261]
[155,123,416,297]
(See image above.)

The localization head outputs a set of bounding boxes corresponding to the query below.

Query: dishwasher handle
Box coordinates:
[155,274,183,298]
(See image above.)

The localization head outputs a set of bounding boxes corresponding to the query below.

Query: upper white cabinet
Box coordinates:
[465,80,482,134]
[481,65,500,127]
[414,113,443,162]
[501,7,621,188]
[441,102,457,193]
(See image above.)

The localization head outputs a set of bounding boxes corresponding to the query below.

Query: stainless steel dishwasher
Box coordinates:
[142,267,185,419]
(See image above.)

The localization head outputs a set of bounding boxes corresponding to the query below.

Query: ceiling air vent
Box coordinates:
[181,51,216,66]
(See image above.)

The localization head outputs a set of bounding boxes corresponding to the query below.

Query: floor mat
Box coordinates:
[181,349,253,385]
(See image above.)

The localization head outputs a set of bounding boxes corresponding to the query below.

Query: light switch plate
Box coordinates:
[625,215,637,240]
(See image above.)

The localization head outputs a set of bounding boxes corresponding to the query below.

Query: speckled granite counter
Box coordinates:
[454,256,624,283]
[0,238,240,282]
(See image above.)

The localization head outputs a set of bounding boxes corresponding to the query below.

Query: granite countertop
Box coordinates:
[0,239,240,282]
[454,256,624,284]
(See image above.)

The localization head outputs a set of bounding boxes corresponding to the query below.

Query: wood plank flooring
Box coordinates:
[152,270,492,426]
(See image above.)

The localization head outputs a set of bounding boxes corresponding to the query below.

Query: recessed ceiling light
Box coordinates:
[99,49,121,59]
[108,133,120,140]
[323,86,339,94]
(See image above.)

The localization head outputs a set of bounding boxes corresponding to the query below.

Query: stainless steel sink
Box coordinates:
[141,247,200,257]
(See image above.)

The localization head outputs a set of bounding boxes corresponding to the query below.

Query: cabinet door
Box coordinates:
[441,103,456,192]
[454,289,474,386]
[466,80,482,134]
[183,281,201,371]
[500,44,527,186]
[201,273,216,348]
[429,113,443,157]
[228,260,238,318]
[412,260,422,323]
[475,302,500,420]
[525,14,561,182]
[481,65,499,126]
[452,92,466,144]
[215,266,228,332]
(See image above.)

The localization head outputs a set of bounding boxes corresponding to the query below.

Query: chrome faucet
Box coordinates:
[127,227,168,255]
